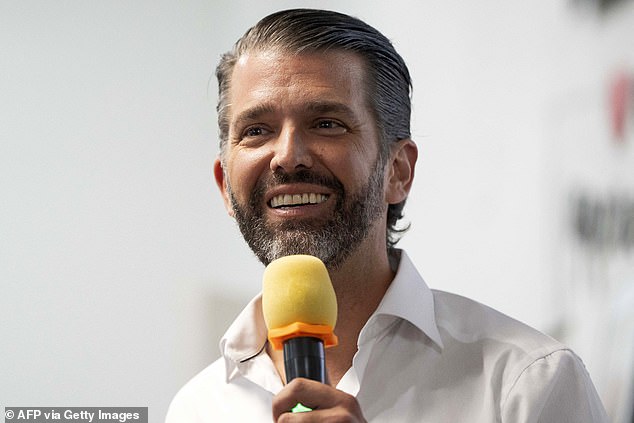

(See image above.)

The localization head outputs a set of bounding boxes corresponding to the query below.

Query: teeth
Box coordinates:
[270,193,328,208]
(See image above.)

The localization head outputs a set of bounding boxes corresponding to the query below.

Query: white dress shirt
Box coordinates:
[166,250,608,422]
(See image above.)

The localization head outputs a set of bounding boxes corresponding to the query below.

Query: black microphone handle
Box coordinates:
[283,336,327,384]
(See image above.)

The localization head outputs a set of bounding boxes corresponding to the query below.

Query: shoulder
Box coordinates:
[431,290,567,395]
[165,359,226,423]
[431,290,607,421]
[432,289,563,355]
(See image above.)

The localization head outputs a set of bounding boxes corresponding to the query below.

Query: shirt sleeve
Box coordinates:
[501,349,609,423]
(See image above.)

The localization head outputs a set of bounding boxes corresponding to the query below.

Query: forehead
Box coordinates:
[228,49,370,116]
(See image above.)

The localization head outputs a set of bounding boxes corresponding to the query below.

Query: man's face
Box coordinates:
[215,50,388,269]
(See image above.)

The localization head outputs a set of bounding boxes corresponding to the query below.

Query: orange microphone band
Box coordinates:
[267,322,339,351]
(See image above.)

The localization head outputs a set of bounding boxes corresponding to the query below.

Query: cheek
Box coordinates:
[337,149,379,188]
[225,149,271,201]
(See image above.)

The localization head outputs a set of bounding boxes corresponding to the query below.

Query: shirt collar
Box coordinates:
[219,249,444,381]
[365,249,444,349]
[220,294,268,381]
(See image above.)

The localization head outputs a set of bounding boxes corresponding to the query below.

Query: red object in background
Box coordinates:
[609,71,631,142]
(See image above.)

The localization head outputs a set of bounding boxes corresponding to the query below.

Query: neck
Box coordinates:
[324,240,395,385]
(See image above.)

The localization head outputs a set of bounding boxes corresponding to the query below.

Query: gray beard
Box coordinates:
[227,159,386,270]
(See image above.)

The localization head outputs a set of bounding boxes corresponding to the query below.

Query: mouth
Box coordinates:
[269,192,330,209]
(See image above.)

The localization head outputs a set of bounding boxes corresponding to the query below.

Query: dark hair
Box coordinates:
[216,8,413,247]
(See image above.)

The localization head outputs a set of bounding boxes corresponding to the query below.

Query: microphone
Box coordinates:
[262,255,338,386]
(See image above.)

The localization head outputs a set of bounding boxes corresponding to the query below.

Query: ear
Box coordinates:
[213,157,235,218]
[385,139,418,205]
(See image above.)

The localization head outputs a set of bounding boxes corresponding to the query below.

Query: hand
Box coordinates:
[272,378,367,422]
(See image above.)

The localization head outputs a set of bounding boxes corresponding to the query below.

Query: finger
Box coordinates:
[276,402,366,423]
[272,378,364,422]
[273,378,324,419]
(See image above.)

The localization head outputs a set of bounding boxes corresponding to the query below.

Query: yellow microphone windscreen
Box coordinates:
[262,255,338,349]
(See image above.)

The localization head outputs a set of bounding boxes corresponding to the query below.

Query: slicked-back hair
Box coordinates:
[216,8,413,248]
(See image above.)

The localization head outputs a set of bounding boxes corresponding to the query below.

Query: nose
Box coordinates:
[269,125,313,172]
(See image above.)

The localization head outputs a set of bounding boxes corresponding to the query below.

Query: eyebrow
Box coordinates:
[232,100,359,129]
[231,103,277,130]
[303,101,357,118]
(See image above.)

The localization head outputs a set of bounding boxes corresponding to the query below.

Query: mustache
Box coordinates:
[269,169,343,190]
[250,169,345,207]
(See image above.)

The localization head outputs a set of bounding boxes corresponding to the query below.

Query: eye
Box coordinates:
[313,119,348,135]
[241,125,272,139]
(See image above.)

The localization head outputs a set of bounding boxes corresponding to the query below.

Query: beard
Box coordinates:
[227,159,386,270]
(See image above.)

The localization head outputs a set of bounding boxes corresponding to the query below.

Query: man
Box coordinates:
[167,9,608,422]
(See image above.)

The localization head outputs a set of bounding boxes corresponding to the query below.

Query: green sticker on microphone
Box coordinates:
[291,402,313,413]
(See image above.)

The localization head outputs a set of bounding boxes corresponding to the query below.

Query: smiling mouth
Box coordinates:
[269,193,329,208]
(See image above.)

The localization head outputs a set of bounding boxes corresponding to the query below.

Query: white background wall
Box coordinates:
[2,1,633,421]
